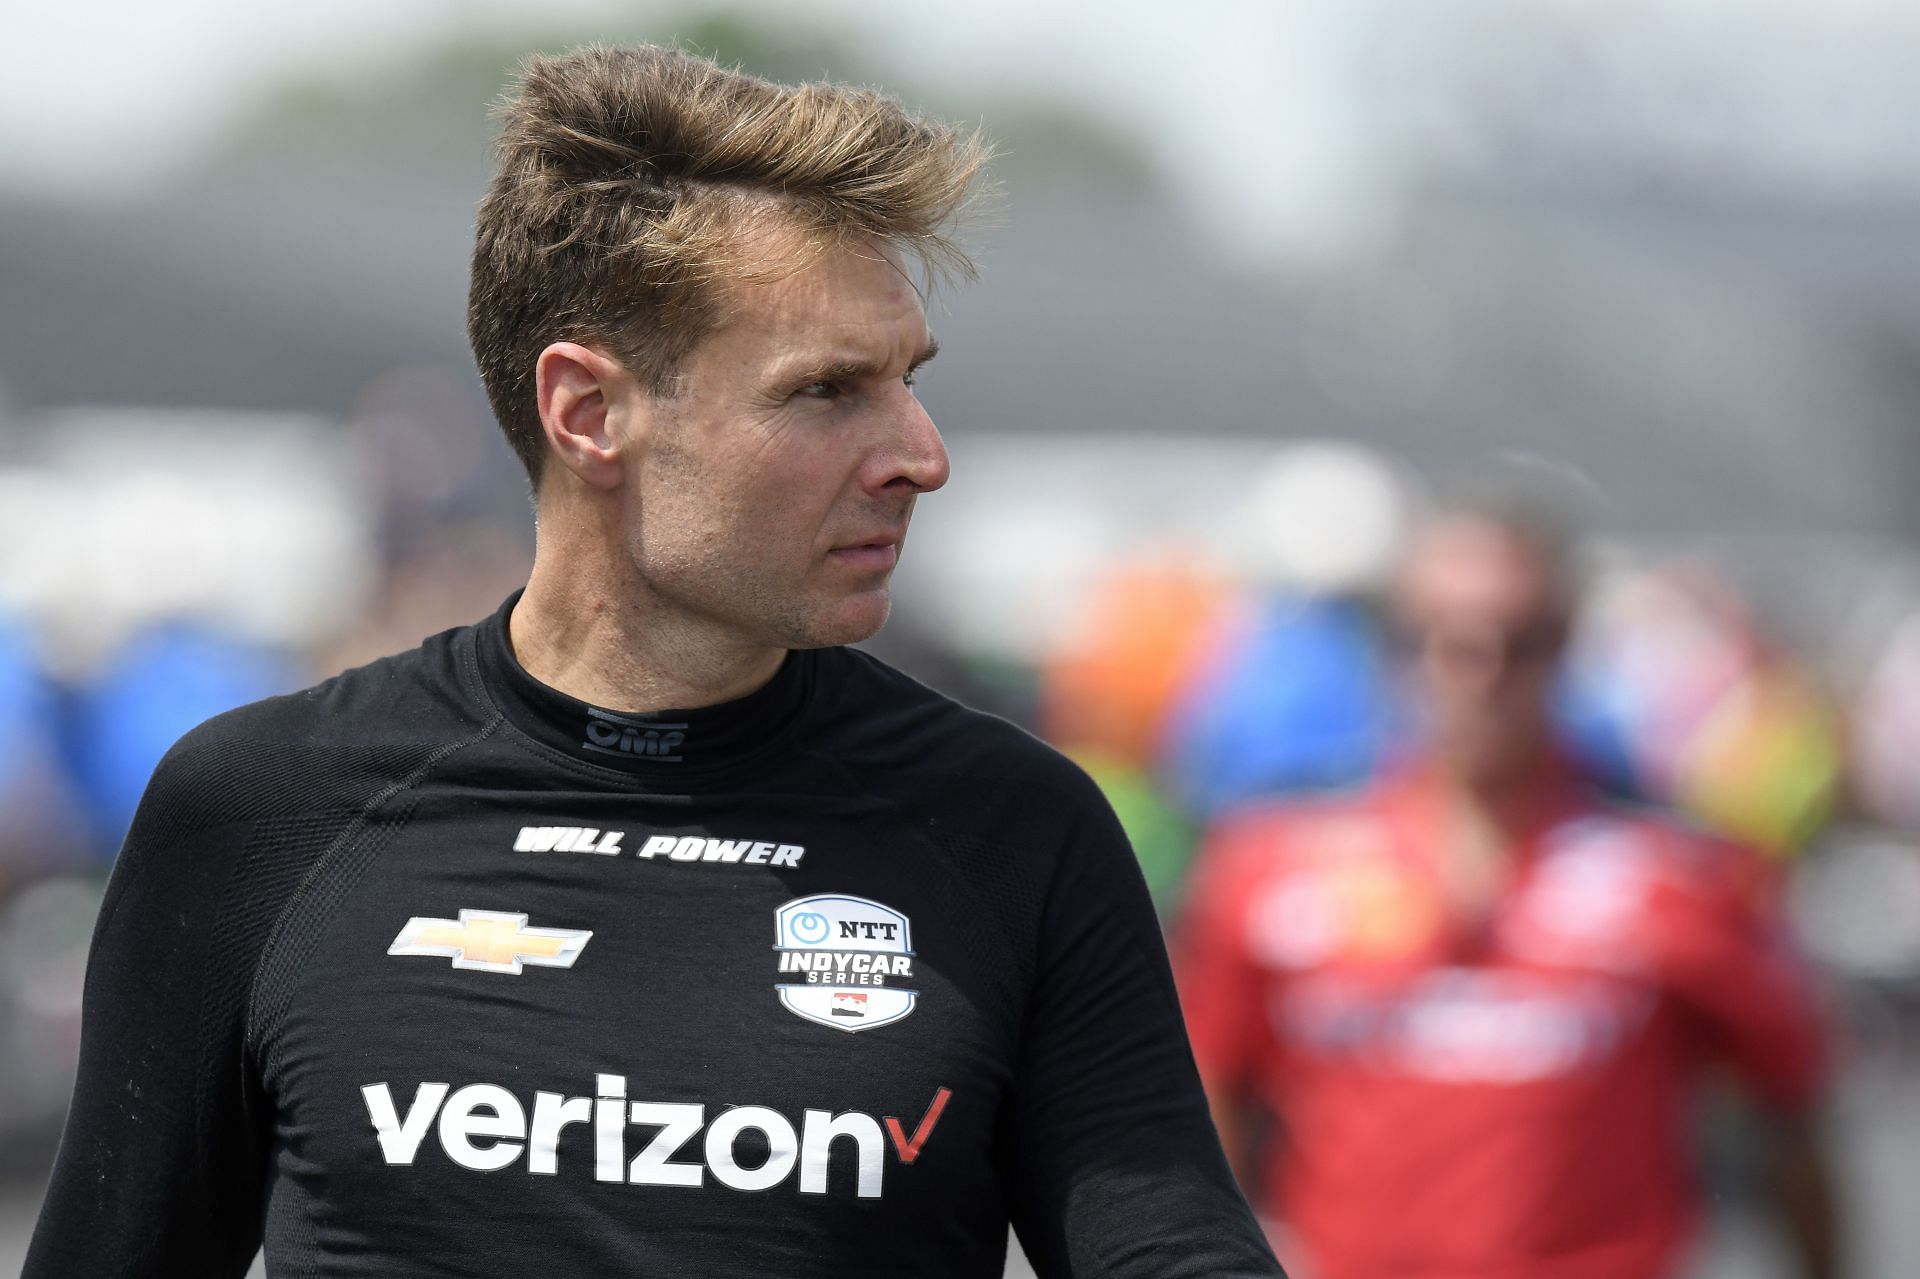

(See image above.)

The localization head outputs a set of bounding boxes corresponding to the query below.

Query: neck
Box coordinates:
[1422,756,1565,921]
[1433,746,1568,848]
[1451,769,1532,833]
[510,518,786,714]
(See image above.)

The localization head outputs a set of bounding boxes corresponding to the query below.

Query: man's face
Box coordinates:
[1392,518,1569,786]
[617,229,949,650]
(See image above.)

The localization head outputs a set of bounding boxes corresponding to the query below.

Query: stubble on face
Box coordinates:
[617,224,943,653]
[630,399,838,647]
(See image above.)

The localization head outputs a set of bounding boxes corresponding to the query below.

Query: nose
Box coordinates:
[1416,628,1515,708]
[869,391,950,496]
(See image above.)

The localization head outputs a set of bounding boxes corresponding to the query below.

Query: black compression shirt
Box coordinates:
[27,593,1283,1278]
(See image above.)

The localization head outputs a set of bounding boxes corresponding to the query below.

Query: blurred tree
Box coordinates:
[190,9,1150,197]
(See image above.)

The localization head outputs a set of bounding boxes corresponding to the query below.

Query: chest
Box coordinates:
[253,783,1016,1209]
[1240,840,1684,1085]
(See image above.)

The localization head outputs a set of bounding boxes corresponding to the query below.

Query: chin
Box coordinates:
[788,591,893,649]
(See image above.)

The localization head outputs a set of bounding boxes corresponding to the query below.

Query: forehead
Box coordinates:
[1398,519,1560,620]
[710,225,925,354]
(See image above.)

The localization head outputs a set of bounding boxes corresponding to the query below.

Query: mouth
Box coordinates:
[827,533,903,572]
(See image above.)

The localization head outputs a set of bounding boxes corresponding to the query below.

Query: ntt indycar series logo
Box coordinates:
[775,894,916,1032]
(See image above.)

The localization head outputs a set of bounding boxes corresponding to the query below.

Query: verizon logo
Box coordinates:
[360,1074,952,1199]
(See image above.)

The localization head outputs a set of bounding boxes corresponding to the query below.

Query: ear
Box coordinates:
[534,342,647,490]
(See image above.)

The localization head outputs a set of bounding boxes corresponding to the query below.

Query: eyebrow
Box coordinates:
[778,335,940,386]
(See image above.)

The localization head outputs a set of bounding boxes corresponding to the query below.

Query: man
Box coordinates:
[1175,497,1836,1279]
[27,46,1282,1278]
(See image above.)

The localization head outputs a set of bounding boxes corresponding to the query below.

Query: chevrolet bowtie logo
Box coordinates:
[389,910,593,975]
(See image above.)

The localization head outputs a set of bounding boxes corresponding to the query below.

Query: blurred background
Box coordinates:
[2,1,1918,1274]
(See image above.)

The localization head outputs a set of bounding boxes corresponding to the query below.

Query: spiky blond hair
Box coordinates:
[468,44,990,482]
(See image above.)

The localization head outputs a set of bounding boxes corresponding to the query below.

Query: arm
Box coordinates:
[998,795,1285,1278]
[1662,841,1837,1279]
[25,758,273,1276]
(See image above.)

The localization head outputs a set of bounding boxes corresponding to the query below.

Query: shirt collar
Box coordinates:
[473,590,816,782]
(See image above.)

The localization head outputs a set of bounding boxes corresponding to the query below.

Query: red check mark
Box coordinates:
[884,1086,953,1164]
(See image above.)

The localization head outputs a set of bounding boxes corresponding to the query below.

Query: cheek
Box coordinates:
[629,455,729,573]
[634,463,819,582]
[747,460,853,555]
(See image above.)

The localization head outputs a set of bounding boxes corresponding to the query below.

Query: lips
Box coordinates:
[828,533,903,571]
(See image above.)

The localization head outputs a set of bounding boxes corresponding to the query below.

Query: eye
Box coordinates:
[796,380,842,400]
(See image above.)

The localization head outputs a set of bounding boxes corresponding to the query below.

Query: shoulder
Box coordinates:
[132,624,490,849]
[809,650,1132,927]
[1544,799,1746,869]
[1535,799,1768,909]
[818,645,1108,815]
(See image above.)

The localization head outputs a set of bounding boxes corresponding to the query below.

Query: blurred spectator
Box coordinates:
[1174,493,1837,1279]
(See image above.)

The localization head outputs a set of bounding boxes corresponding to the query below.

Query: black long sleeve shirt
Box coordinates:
[27,593,1283,1278]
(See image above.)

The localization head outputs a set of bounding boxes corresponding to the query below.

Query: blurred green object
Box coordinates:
[1073,752,1198,917]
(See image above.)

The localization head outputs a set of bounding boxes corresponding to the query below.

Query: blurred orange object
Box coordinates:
[1040,552,1242,769]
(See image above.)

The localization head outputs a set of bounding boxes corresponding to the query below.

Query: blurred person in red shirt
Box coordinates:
[1174,495,1837,1279]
